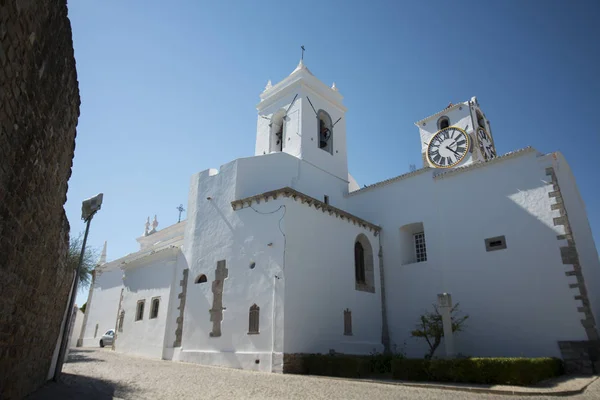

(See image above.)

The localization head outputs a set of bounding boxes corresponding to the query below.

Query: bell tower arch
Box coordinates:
[255,60,349,182]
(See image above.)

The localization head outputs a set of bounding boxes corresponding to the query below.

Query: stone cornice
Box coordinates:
[349,147,539,197]
[414,101,467,125]
[231,187,380,234]
[347,167,431,196]
[432,147,538,180]
[120,245,180,271]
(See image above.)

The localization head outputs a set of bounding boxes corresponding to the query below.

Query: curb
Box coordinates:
[313,375,600,397]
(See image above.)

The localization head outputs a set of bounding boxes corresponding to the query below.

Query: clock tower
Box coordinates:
[255,60,349,182]
[415,96,497,169]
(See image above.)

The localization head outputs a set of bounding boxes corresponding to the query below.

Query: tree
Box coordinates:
[67,233,98,289]
[80,302,87,313]
[411,303,468,359]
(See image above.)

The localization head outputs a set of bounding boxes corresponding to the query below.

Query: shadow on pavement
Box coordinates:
[27,373,135,400]
[66,352,106,364]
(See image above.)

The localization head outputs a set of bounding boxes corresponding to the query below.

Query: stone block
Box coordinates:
[0,0,80,398]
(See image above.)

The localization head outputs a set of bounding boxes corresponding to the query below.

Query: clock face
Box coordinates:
[476,127,496,161]
[426,127,470,168]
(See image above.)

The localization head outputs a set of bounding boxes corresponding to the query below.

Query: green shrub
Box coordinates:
[301,354,371,378]
[392,357,563,386]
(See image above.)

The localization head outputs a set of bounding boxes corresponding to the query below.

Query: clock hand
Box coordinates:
[445,146,460,157]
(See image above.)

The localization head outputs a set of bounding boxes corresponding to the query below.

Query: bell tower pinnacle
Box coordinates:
[255,59,349,182]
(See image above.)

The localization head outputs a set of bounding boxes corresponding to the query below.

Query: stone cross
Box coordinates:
[437,293,455,358]
[209,260,228,337]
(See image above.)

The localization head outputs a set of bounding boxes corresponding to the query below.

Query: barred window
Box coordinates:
[414,232,427,262]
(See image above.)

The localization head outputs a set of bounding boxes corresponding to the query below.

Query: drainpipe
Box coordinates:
[377,231,390,354]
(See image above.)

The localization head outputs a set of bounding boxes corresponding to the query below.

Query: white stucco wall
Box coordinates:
[283,200,383,355]
[115,249,180,359]
[80,266,123,347]
[179,161,286,372]
[552,152,600,330]
[69,307,84,348]
[235,153,349,210]
[347,149,587,358]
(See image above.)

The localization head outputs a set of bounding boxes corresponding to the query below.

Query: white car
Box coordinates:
[99,329,115,348]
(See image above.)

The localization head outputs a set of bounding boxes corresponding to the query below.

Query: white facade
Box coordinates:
[80,60,600,371]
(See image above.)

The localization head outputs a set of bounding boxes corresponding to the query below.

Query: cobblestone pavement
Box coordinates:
[29,349,600,400]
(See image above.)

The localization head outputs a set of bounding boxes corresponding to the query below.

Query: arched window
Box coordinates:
[437,116,450,130]
[354,242,366,284]
[150,297,160,319]
[195,274,207,284]
[354,234,375,293]
[317,110,333,154]
[270,110,286,152]
[248,304,260,334]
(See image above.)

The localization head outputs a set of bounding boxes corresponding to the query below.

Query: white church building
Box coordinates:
[79,60,600,372]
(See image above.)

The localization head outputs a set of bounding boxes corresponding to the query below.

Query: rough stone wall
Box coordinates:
[0,0,80,398]
[558,340,600,375]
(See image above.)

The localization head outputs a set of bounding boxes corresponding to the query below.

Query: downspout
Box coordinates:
[377,231,390,354]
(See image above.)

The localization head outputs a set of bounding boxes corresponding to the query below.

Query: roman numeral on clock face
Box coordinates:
[426,127,470,168]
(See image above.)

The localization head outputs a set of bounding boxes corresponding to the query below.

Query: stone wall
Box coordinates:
[558,341,600,375]
[0,0,80,398]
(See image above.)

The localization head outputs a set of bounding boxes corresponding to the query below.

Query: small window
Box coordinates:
[195,274,207,284]
[437,116,450,130]
[414,232,427,262]
[135,300,145,321]
[324,195,329,205]
[248,304,260,334]
[94,323,99,338]
[150,297,160,319]
[343,309,352,336]
[118,311,125,332]
[485,235,507,252]
[400,222,427,265]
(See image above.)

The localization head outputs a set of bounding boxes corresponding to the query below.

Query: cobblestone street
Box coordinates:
[27,349,600,400]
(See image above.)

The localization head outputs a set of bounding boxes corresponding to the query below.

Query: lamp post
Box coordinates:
[53,193,103,381]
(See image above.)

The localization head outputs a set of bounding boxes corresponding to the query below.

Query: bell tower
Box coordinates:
[255,60,349,182]
[415,96,497,169]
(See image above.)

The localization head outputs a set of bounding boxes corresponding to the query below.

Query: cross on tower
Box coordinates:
[301,45,305,60]
[176,204,185,223]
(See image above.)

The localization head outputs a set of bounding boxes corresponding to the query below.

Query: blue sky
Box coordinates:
[66,0,600,305]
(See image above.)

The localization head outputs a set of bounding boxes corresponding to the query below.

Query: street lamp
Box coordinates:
[53,193,104,381]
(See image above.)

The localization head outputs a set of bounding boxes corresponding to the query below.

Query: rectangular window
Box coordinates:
[343,309,352,336]
[136,300,145,321]
[118,311,125,332]
[414,232,427,262]
[324,195,329,205]
[485,235,507,252]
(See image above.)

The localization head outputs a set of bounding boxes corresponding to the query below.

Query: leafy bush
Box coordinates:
[301,354,371,378]
[285,352,406,378]
[392,357,563,386]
